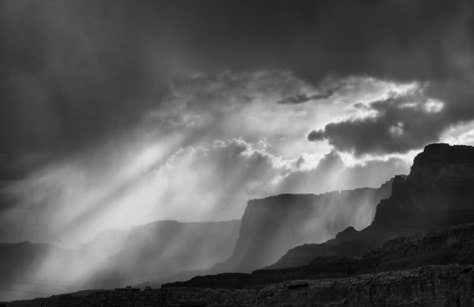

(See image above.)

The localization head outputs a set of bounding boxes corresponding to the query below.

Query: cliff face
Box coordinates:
[215,182,392,272]
[270,143,474,269]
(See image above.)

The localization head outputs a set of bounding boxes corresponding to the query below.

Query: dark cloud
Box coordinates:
[1,0,474,247]
[307,93,448,156]
[0,0,172,177]
[1,0,473,175]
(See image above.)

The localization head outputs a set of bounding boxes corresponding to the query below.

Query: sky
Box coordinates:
[1,0,474,245]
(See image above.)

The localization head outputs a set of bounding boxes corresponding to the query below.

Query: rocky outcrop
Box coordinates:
[257,265,474,307]
[214,182,392,273]
[270,143,474,269]
[410,143,474,180]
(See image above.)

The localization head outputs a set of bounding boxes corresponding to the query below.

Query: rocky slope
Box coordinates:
[213,182,392,273]
[270,143,474,269]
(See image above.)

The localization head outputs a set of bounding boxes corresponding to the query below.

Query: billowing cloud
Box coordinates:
[307,88,448,155]
[2,0,473,174]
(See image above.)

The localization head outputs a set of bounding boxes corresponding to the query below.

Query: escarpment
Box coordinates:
[270,143,474,269]
[213,182,392,273]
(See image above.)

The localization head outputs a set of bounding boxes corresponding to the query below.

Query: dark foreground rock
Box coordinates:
[11,265,474,306]
[257,265,474,307]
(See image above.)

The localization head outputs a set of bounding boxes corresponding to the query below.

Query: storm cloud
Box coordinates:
[2,0,473,168]
[307,89,448,155]
[1,0,474,245]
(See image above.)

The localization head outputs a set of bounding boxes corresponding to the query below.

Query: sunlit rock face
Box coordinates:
[271,143,474,269]
[213,182,392,273]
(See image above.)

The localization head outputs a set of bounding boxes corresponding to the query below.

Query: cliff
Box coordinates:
[270,143,474,269]
[213,182,392,273]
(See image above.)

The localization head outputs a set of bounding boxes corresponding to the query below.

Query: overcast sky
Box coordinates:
[1,0,474,245]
